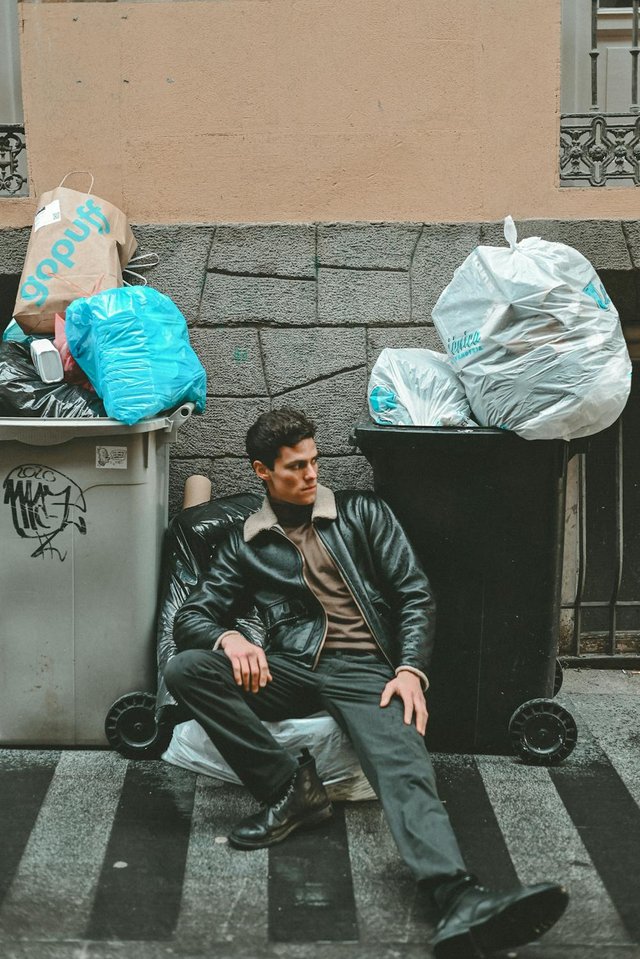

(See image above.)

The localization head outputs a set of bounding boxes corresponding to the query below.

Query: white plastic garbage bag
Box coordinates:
[163,714,377,802]
[431,216,632,441]
[368,348,477,427]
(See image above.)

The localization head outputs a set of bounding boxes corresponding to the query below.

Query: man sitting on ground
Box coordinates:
[165,407,568,959]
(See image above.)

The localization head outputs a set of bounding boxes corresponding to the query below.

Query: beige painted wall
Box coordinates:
[3,0,640,227]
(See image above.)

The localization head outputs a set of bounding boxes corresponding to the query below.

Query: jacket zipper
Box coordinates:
[314,528,394,670]
[272,526,328,668]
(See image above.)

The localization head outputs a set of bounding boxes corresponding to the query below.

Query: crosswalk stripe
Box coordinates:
[569,690,640,807]
[174,779,268,945]
[0,751,127,940]
[86,761,196,942]
[268,805,358,943]
[432,754,519,889]
[0,751,59,913]
[549,699,640,944]
[344,800,433,943]
[477,754,630,946]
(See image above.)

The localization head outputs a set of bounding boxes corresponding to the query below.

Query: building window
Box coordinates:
[0,3,28,198]
[561,0,640,186]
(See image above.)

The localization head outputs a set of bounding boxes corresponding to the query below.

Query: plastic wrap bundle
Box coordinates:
[431,217,632,441]
[65,286,207,425]
[368,348,477,427]
[163,715,376,801]
[0,342,105,418]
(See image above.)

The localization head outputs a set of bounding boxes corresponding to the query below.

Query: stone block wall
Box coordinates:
[1,219,638,515]
[134,221,480,513]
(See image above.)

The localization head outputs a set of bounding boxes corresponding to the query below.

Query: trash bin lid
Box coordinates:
[0,412,183,447]
[354,418,505,449]
[354,418,570,449]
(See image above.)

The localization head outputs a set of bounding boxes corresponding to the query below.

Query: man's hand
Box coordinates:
[379,670,428,735]
[220,631,272,693]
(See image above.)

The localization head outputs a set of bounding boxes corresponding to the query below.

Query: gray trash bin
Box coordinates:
[0,406,191,747]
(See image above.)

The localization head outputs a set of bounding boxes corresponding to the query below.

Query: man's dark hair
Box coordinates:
[246,408,316,468]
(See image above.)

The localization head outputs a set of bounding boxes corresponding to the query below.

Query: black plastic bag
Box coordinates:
[156,491,264,716]
[0,342,106,418]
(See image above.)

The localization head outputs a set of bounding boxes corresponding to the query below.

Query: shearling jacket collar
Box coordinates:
[243,483,337,542]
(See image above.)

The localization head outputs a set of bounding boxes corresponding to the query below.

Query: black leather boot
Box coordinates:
[431,877,569,958]
[228,748,333,850]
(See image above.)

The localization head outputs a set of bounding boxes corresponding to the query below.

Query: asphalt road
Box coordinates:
[1,669,639,959]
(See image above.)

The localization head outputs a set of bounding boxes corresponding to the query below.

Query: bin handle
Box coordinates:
[164,402,195,432]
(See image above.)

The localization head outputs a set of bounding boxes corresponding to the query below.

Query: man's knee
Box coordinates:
[164,648,222,695]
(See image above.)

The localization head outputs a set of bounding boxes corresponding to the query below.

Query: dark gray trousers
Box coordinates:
[164,648,467,885]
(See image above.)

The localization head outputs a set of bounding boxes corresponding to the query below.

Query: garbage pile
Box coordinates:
[368,217,632,441]
[369,348,477,428]
[2,172,206,423]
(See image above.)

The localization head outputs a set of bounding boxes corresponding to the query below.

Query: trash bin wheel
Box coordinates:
[105,691,172,760]
[554,659,564,696]
[508,698,577,766]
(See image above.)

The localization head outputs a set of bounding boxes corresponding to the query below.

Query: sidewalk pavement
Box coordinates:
[1,668,639,959]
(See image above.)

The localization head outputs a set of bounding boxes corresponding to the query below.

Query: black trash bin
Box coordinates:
[355,420,577,763]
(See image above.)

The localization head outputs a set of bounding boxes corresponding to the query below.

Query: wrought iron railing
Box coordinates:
[561,0,640,186]
[561,387,640,667]
[0,124,28,197]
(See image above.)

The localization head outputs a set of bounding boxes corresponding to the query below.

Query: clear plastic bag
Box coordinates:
[163,716,376,801]
[431,217,632,441]
[368,348,477,427]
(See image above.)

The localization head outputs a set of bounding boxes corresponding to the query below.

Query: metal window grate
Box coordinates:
[561,0,640,186]
[561,366,640,667]
[0,125,28,198]
[560,114,640,185]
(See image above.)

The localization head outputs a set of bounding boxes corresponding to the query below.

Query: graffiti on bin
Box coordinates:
[2,464,87,561]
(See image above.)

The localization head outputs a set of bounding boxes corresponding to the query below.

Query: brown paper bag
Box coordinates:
[13,172,137,335]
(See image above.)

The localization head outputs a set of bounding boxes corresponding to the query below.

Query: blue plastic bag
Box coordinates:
[2,318,52,345]
[65,286,206,425]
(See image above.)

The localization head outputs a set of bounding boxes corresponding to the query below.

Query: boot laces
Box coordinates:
[260,777,296,814]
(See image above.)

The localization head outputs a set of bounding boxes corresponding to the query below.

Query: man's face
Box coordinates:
[253,438,319,505]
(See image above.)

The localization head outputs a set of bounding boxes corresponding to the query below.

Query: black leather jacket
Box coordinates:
[173,485,436,681]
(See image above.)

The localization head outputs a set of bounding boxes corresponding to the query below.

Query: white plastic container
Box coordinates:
[0,407,191,746]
